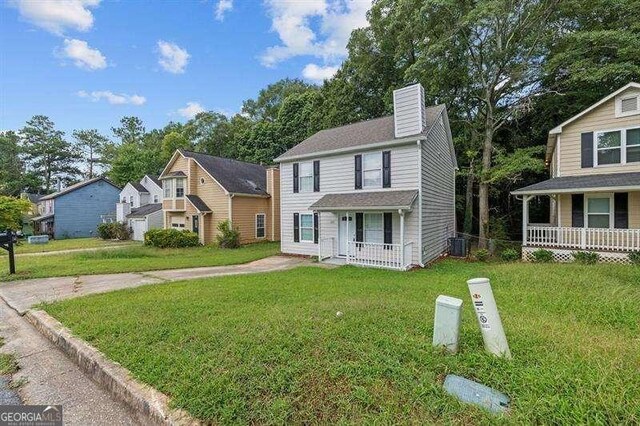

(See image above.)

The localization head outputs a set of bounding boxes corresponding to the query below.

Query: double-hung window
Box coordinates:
[363,213,384,243]
[363,152,382,188]
[175,179,185,198]
[129,196,133,205]
[300,213,314,242]
[595,127,640,166]
[163,180,173,199]
[256,213,266,238]
[299,162,313,192]
[586,196,611,229]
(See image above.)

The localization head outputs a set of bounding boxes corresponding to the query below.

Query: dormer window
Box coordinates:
[616,93,640,117]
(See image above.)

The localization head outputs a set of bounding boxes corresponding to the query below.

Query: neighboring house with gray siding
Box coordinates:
[32,177,121,239]
[512,82,640,263]
[116,175,163,241]
[274,83,457,270]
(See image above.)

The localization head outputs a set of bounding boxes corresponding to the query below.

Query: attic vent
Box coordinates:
[621,96,638,113]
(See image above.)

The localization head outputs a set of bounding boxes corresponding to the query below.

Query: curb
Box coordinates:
[25,310,200,426]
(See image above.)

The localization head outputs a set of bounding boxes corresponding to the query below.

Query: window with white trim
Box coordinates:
[300,213,314,242]
[364,213,384,243]
[163,180,172,198]
[153,195,159,203]
[586,196,611,229]
[129,195,133,206]
[627,128,640,163]
[175,178,185,198]
[595,127,640,166]
[596,130,621,165]
[363,152,382,188]
[299,162,313,192]
[256,213,266,238]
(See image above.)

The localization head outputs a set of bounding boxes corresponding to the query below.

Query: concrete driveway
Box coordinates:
[0,255,310,315]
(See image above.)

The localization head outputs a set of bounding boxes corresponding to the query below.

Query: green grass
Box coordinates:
[0,237,136,255]
[42,261,640,424]
[0,242,280,281]
[0,337,18,375]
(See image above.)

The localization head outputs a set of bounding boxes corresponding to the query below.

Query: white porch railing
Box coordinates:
[526,226,640,252]
[346,241,411,270]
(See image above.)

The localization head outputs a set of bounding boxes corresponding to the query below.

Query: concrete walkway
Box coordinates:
[0,255,309,315]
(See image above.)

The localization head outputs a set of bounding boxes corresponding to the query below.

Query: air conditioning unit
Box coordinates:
[448,237,469,257]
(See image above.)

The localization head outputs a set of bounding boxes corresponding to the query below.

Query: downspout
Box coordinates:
[228,194,234,225]
[417,139,424,267]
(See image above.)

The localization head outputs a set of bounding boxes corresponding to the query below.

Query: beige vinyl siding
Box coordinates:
[558,192,640,229]
[279,143,421,263]
[421,114,457,264]
[559,88,640,177]
[231,196,271,243]
[191,163,229,244]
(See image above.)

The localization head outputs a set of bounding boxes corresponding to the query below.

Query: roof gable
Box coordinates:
[40,177,121,201]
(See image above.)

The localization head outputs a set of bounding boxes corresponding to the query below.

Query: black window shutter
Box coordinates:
[293,163,299,193]
[354,155,362,189]
[313,212,319,243]
[581,132,594,168]
[571,194,584,227]
[355,213,364,242]
[382,151,391,188]
[383,212,392,245]
[293,213,300,242]
[614,193,628,229]
[313,160,320,192]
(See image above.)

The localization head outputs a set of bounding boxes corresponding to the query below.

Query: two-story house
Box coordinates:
[116,175,163,240]
[275,83,457,270]
[513,82,640,262]
[32,177,121,239]
[160,149,280,245]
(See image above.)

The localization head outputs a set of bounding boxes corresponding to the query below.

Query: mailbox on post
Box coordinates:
[0,230,17,274]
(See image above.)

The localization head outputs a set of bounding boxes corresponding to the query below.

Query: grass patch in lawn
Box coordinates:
[0,337,18,375]
[0,241,280,281]
[42,261,640,424]
[0,237,136,255]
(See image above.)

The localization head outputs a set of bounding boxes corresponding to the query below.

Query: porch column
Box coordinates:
[316,211,321,260]
[522,195,531,245]
[345,211,350,263]
[399,209,405,266]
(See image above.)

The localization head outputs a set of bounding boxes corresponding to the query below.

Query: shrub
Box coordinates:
[530,249,554,263]
[629,251,640,265]
[144,228,200,248]
[500,248,520,262]
[572,251,599,265]
[97,222,131,240]
[216,220,240,248]
[474,248,490,262]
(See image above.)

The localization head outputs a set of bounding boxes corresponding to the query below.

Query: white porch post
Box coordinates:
[522,195,531,245]
[345,211,350,264]
[399,209,405,267]
[316,211,321,260]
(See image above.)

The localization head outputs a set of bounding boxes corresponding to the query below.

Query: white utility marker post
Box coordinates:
[467,278,511,359]
[432,295,463,353]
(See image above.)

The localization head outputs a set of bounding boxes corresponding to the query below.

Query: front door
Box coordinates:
[192,215,199,237]
[338,213,355,256]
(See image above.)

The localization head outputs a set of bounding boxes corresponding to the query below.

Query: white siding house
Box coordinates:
[116,175,163,241]
[275,83,457,270]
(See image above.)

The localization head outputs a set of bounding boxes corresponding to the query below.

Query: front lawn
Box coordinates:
[0,237,136,255]
[0,242,280,281]
[42,261,640,424]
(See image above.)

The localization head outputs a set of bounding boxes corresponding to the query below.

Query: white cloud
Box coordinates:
[214,0,233,21]
[58,38,106,70]
[260,0,370,67]
[77,90,146,105]
[177,102,205,119]
[302,63,338,83]
[9,0,100,35]
[157,40,190,74]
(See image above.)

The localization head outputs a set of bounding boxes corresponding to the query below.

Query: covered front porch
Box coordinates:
[311,190,418,271]
[513,172,640,262]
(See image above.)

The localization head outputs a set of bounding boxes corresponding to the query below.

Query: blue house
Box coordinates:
[32,177,121,239]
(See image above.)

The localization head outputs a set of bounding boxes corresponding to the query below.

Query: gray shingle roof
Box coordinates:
[130,181,148,192]
[126,203,162,218]
[275,105,445,161]
[186,195,212,212]
[179,150,269,196]
[40,177,120,200]
[146,175,162,188]
[163,171,187,178]
[512,172,640,195]
[31,213,54,222]
[310,190,418,211]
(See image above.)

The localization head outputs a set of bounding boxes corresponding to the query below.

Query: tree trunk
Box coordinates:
[463,160,474,235]
[478,107,494,249]
[88,146,94,179]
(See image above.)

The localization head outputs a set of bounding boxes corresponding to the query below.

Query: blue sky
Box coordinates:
[0,0,370,136]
